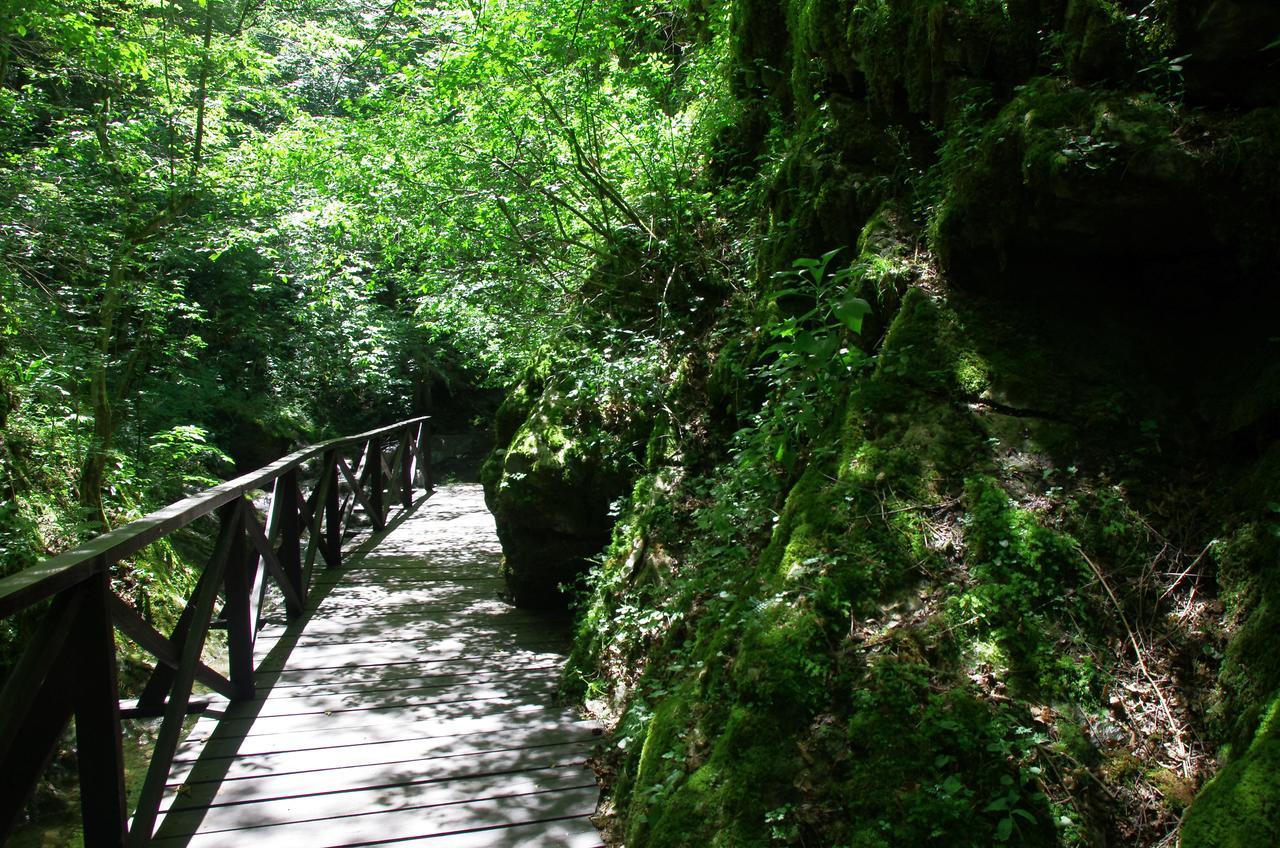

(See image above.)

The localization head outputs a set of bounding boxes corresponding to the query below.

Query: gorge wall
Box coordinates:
[483,2,1280,844]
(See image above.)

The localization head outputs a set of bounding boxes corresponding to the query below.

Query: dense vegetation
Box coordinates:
[3,0,1279,845]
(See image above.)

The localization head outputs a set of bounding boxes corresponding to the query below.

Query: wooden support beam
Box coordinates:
[108,595,235,700]
[0,415,435,847]
[367,439,385,531]
[75,570,128,848]
[274,469,305,615]
[118,697,212,720]
[244,501,304,616]
[397,428,413,508]
[127,511,237,847]
[418,418,433,492]
[323,449,342,569]
[336,454,379,527]
[221,501,256,701]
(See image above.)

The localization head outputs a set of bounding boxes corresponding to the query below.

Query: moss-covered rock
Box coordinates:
[483,365,652,608]
[931,78,1205,295]
[1182,692,1280,847]
[931,78,1280,299]
[1209,523,1280,754]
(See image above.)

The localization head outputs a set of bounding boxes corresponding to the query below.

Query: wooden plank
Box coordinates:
[249,666,565,701]
[387,817,602,848]
[166,731,598,792]
[362,816,602,848]
[248,665,564,700]
[308,570,505,588]
[151,785,599,847]
[253,650,569,683]
[255,619,566,649]
[253,640,570,674]
[172,714,601,764]
[194,697,568,741]
[298,587,510,615]
[216,678,562,723]
[161,750,596,818]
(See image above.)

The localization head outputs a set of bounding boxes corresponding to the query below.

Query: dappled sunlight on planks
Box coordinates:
[149,484,602,848]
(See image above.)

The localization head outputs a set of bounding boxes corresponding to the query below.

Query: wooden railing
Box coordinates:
[0,416,433,847]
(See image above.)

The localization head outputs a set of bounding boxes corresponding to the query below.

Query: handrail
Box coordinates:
[0,415,434,846]
[0,416,431,618]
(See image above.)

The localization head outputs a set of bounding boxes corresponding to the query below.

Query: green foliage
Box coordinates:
[755,249,871,469]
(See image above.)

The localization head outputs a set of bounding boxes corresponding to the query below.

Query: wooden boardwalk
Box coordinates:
[148,484,604,847]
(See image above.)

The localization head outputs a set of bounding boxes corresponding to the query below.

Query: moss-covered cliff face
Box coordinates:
[485,0,1280,844]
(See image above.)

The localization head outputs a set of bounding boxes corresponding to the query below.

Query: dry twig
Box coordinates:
[1076,546,1191,777]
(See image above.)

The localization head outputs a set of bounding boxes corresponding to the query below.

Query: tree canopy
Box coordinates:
[0,0,723,545]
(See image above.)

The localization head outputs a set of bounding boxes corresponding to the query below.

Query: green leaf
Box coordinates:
[775,440,796,468]
[793,331,822,355]
[811,336,839,362]
[996,818,1014,841]
[834,297,871,333]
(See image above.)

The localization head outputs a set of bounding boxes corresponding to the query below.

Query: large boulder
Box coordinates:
[482,372,648,608]
[931,79,1280,300]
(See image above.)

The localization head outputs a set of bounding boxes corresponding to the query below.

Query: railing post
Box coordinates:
[367,439,385,531]
[324,448,341,568]
[221,500,256,700]
[398,427,413,508]
[417,418,433,492]
[75,569,127,847]
[277,469,304,615]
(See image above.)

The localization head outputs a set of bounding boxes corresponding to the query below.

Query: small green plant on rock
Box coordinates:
[757,248,872,468]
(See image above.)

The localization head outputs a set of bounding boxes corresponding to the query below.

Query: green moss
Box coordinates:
[733,603,827,715]
[648,706,800,847]
[1210,522,1280,753]
[1182,692,1280,848]
[958,476,1095,700]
